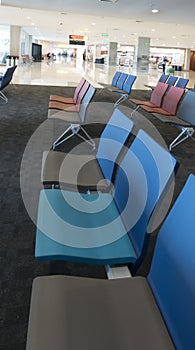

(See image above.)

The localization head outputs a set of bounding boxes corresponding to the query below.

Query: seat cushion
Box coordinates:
[49,100,80,112]
[153,113,193,126]
[35,189,136,265]
[47,108,81,122]
[50,95,75,104]
[141,105,173,115]
[41,151,108,190]
[26,275,175,350]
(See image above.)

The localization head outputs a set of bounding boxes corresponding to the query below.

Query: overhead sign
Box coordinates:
[69,35,85,45]
[101,33,109,37]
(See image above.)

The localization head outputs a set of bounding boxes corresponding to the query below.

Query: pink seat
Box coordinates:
[49,80,90,112]
[141,86,185,116]
[130,82,169,108]
[50,77,86,105]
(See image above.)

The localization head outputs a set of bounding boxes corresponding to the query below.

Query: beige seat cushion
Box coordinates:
[42,151,108,191]
[26,275,175,350]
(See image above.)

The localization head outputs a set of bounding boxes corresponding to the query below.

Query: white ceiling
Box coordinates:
[1,0,195,49]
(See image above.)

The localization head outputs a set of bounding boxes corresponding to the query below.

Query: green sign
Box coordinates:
[102,33,109,37]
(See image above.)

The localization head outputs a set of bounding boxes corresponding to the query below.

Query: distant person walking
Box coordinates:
[162,56,168,73]
[83,50,86,61]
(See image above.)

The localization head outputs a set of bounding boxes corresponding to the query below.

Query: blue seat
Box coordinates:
[107,72,128,93]
[144,73,169,90]
[148,173,195,350]
[166,75,178,86]
[41,108,134,190]
[175,77,189,89]
[107,73,136,106]
[159,73,169,83]
[115,72,128,90]
[113,74,137,106]
[0,65,17,103]
[36,129,178,271]
[111,71,122,87]
[98,71,122,90]
[27,175,195,350]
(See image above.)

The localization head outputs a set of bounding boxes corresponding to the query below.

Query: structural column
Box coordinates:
[134,36,150,71]
[10,25,21,56]
[108,42,117,65]
[184,48,190,71]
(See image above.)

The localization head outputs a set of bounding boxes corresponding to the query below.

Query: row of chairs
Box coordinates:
[130,82,195,150]
[26,174,195,350]
[144,73,189,90]
[44,71,193,151]
[99,71,136,106]
[36,108,178,270]
[26,76,195,349]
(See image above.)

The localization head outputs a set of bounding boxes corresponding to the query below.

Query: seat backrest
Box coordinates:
[175,77,189,89]
[79,85,96,123]
[73,77,86,103]
[159,74,169,83]
[166,75,178,86]
[112,71,122,87]
[76,80,90,107]
[96,109,134,185]
[176,90,195,125]
[116,73,128,90]
[150,82,169,107]
[113,129,178,267]
[122,74,136,94]
[0,65,17,90]
[161,86,185,115]
[148,174,195,350]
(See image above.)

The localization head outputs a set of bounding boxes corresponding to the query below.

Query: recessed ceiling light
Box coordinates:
[91,22,96,26]
[151,29,155,32]
[99,0,118,3]
[152,9,159,13]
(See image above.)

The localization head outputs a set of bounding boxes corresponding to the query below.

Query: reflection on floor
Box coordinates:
[2,57,195,90]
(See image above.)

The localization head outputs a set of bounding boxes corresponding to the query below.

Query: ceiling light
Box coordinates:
[91,22,96,26]
[99,0,118,3]
[151,29,155,32]
[152,9,159,13]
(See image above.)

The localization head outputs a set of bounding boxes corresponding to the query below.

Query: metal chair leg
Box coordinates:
[52,123,95,150]
[169,127,194,150]
[0,91,8,103]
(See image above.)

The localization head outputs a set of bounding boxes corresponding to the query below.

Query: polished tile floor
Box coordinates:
[2,57,195,89]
